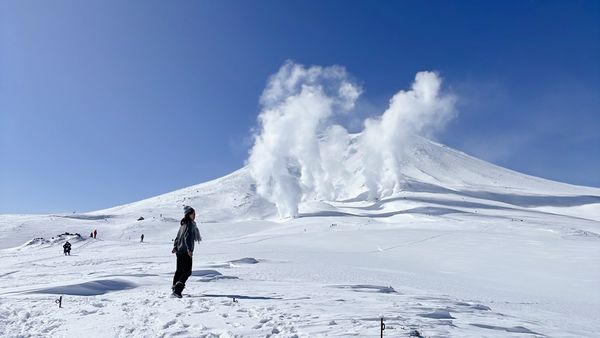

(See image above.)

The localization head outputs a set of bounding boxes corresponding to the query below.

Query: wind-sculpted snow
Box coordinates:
[418,309,456,319]
[330,284,398,294]
[191,270,239,282]
[469,323,542,335]
[31,279,137,296]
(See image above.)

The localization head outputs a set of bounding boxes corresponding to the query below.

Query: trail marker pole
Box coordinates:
[380,317,385,337]
[55,296,62,308]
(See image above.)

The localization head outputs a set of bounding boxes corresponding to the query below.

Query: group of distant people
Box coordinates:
[62,228,147,256]
[62,229,97,255]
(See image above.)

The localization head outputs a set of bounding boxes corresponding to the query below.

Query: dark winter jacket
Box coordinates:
[173,221,201,255]
[63,242,71,250]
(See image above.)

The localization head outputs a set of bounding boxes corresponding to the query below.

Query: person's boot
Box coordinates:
[172,282,185,298]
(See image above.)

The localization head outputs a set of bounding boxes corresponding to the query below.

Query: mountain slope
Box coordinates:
[92,135,600,224]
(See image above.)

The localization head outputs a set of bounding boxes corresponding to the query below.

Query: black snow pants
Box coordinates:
[172,253,193,286]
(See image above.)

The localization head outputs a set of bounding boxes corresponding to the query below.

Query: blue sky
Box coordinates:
[1,0,599,214]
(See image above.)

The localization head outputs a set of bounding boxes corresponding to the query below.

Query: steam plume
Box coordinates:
[248,61,360,218]
[361,71,456,199]
[248,62,455,218]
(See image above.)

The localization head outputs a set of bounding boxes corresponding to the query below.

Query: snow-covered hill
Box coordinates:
[88,135,600,224]
[1,137,599,337]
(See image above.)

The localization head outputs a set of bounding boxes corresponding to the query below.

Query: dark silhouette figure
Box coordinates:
[93,229,97,239]
[63,241,71,256]
[140,234,144,243]
[55,296,62,308]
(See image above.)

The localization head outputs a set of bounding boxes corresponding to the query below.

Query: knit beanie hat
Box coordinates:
[183,205,195,216]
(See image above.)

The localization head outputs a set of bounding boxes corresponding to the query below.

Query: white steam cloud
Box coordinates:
[248,62,456,218]
[248,61,361,218]
[361,71,456,199]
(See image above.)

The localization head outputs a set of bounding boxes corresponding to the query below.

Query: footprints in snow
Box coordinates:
[1,256,544,337]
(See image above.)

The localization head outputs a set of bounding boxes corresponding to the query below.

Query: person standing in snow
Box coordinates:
[93,229,97,239]
[140,234,144,243]
[63,241,71,256]
[171,206,202,298]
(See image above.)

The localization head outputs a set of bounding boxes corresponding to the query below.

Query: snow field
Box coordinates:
[1,211,599,337]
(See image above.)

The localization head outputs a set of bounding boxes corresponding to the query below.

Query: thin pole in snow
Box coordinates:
[380,317,385,337]
[55,296,62,308]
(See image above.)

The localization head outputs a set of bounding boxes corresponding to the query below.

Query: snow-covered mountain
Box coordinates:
[80,135,600,230]
[1,137,599,337]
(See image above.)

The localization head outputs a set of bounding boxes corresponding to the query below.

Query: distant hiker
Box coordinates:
[93,229,97,239]
[171,206,202,298]
[90,232,93,238]
[63,241,71,256]
[140,234,144,243]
